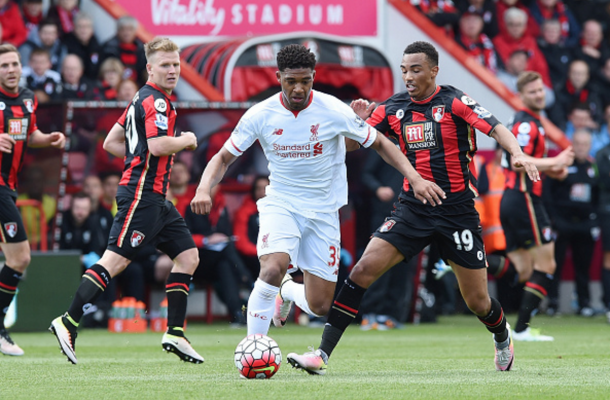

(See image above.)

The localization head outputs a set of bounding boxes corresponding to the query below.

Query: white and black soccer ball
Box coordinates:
[234,334,282,379]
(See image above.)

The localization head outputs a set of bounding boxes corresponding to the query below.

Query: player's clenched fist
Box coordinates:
[190,190,212,215]
[181,131,197,151]
[0,133,16,153]
[49,132,66,149]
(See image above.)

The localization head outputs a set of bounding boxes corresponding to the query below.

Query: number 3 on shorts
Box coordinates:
[452,229,473,251]
[328,245,339,267]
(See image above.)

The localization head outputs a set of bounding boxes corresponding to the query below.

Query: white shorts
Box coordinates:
[256,197,341,282]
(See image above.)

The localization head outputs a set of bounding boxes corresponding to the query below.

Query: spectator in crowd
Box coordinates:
[564,0,610,28]
[20,48,62,103]
[598,58,610,107]
[99,171,119,216]
[595,104,610,157]
[100,16,146,84]
[58,54,98,100]
[529,0,580,47]
[0,0,27,48]
[493,7,553,87]
[62,12,101,81]
[537,19,573,88]
[455,11,500,73]
[455,0,499,38]
[545,129,599,317]
[19,19,67,73]
[47,0,79,36]
[358,146,416,330]
[594,122,610,323]
[168,160,196,217]
[184,186,251,326]
[57,192,145,327]
[97,58,124,100]
[496,50,555,105]
[496,0,540,38]
[572,20,610,84]
[17,166,56,247]
[116,78,138,102]
[21,0,44,39]
[411,0,460,37]
[82,175,113,234]
[562,102,599,141]
[233,175,269,279]
[549,60,603,129]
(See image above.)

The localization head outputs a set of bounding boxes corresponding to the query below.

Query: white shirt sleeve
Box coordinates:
[223,114,258,157]
[335,102,377,148]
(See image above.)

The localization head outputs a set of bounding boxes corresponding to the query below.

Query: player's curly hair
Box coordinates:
[404,41,439,67]
[276,44,316,72]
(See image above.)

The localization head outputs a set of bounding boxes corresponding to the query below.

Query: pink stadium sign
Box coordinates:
[116,0,378,36]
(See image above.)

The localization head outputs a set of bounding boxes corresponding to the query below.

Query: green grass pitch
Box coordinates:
[3,315,610,399]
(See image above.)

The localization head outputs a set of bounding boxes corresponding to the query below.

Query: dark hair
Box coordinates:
[99,171,121,183]
[72,192,91,201]
[277,44,316,72]
[39,19,59,31]
[569,102,592,115]
[404,41,438,67]
[30,48,51,61]
[250,175,269,199]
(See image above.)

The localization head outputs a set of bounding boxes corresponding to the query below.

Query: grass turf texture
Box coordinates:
[2,314,609,399]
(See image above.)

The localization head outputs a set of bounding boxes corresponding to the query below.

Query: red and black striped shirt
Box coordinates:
[0,86,38,193]
[368,85,500,205]
[503,108,546,197]
[116,82,176,203]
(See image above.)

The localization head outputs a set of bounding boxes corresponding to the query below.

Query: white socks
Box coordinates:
[247,279,279,335]
[281,279,321,317]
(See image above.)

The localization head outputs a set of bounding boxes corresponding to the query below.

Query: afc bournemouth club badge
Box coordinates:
[4,222,17,238]
[432,105,445,122]
[379,219,396,233]
[130,230,145,247]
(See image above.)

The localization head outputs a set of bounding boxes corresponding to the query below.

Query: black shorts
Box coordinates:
[500,189,552,253]
[107,197,196,260]
[599,212,610,251]
[372,199,487,269]
[0,190,27,243]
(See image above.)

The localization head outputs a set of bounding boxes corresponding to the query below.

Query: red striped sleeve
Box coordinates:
[442,102,466,192]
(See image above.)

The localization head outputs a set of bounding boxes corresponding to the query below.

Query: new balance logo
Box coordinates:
[313,142,323,156]
[273,128,283,135]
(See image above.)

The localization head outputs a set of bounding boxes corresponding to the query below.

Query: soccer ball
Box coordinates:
[234,334,282,379]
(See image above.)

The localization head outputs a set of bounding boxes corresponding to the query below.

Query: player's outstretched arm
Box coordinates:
[369,132,446,206]
[191,147,237,215]
[490,124,540,182]
[28,130,66,149]
[103,123,126,158]
[148,131,197,157]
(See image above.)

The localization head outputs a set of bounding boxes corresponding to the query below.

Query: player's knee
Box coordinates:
[308,299,331,317]
[258,263,284,286]
[349,262,375,288]
[464,294,490,316]
[10,253,31,272]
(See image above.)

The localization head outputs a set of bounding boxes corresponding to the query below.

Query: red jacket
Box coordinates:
[232,196,258,257]
[493,32,552,87]
[0,2,27,47]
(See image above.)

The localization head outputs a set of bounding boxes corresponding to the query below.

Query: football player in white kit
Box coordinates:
[191,44,445,336]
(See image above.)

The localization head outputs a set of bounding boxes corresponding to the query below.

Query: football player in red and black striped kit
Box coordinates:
[50,38,203,365]
[500,71,574,342]
[0,44,65,356]
[288,41,540,374]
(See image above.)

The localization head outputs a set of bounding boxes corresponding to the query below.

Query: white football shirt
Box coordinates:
[224,90,377,213]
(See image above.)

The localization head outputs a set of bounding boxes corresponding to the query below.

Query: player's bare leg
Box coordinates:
[161,248,203,364]
[288,238,403,374]
[248,252,289,335]
[0,241,30,356]
[511,243,555,341]
[451,261,513,371]
[276,271,335,327]
[49,250,129,364]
